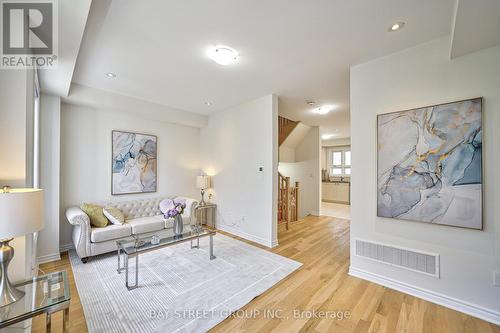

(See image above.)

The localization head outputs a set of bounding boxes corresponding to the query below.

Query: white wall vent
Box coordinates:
[354,239,440,278]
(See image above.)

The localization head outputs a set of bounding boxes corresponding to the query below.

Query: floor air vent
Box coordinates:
[355,239,439,278]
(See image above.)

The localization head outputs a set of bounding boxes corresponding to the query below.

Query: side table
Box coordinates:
[0,270,71,332]
[196,203,217,227]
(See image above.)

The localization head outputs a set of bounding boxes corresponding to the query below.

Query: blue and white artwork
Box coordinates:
[112,131,157,195]
[377,98,482,229]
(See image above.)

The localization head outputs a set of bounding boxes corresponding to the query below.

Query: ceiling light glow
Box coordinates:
[207,45,239,66]
[312,104,335,115]
[105,72,116,78]
[322,133,337,140]
[389,22,405,32]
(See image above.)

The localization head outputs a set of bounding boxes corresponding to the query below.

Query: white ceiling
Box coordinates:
[38,0,91,96]
[72,0,458,138]
[450,0,500,59]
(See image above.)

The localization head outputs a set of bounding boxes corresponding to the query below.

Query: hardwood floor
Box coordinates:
[33,216,500,333]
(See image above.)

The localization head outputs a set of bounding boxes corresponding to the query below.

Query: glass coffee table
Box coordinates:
[116,225,216,290]
[0,271,70,332]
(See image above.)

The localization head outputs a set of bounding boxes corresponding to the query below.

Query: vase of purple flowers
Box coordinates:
[164,199,187,235]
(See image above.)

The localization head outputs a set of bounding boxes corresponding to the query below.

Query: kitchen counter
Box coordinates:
[322,181,350,204]
[323,181,350,184]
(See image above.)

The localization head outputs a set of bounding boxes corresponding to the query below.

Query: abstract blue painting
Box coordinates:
[377,98,482,229]
[112,130,157,195]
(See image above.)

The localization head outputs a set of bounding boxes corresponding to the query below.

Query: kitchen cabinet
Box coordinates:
[322,182,350,204]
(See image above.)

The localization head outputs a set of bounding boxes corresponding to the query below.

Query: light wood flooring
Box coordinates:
[33,216,500,333]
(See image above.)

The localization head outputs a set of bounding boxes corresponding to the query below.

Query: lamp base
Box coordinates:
[199,189,206,206]
[0,238,25,307]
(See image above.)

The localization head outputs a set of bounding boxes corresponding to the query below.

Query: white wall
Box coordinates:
[0,69,35,332]
[38,94,61,262]
[279,127,321,218]
[322,137,350,147]
[200,95,278,247]
[279,146,295,163]
[350,38,500,324]
[0,69,35,281]
[59,103,201,248]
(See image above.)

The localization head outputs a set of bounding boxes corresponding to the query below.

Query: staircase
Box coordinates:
[278,173,299,230]
[277,116,301,229]
[278,116,299,146]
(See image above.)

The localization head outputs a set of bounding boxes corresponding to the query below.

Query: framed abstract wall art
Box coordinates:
[112,130,157,195]
[377,98,482,229]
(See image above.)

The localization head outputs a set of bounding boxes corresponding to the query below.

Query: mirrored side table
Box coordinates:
[196,203,217,228]
[0,270,71,332]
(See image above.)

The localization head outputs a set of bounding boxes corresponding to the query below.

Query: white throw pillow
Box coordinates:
[103,207,125,225]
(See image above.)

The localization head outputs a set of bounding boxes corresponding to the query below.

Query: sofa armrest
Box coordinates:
[65,207,91,259]
[175,197,199,223]
[66,206,91,226]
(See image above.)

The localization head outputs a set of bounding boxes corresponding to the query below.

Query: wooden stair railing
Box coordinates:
[278,116,299,146]
[278,172,299,230]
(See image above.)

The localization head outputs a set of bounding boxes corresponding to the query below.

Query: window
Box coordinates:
[332,151,342,166]
[331,168,342,175]
[327,147,351,177]
[345,151,351,166]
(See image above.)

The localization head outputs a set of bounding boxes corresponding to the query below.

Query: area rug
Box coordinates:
[69,234,301,333]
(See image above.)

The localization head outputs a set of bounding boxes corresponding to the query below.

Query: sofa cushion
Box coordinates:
[106,198,164,220]
[103,207,125,225]
[81,203,108,227]
[127,215,165,234]
[91,224,132,243]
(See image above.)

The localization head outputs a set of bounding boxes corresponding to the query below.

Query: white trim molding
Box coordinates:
[216,224,275,248]
[60,243,74,252]
[349,266,500,326]
[37,253,61,265]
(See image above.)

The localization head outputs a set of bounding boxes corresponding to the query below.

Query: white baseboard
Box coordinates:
[37,253,61,264]
[349,266,500,326]
[271,239,279,248]
[216,224,274,248]
[60,243,73,252]
[310,210,321,216]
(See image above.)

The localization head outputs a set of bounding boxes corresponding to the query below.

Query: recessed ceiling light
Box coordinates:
[105,72,116,78]
[207,45,239,66]
[389,22,405,32]
[322,133,337,140]
[306,101,316,106]
[312,104,335,115]
[205,101,212,106]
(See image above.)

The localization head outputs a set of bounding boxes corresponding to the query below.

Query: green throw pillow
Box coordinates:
[103,207,125,225]
[81,203,108,227]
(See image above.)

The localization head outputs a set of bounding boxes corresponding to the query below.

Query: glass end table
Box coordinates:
[0,270,71,332]
[117,225,216,290]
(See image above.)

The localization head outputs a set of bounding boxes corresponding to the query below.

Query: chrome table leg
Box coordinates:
[46,312,51,332]
[209,234,216,260]
[63,307,69,333]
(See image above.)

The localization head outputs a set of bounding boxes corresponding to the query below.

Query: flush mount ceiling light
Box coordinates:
[389,22,405,32]
[207,45,239,66]
[312,104,335,115]
[105,72,116,78]
[322,133,337,140]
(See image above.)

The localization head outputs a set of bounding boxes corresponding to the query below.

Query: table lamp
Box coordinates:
[196,175,210,206]
[0,187,43,307]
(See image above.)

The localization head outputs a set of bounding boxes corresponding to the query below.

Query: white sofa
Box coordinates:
[66,196,198,262]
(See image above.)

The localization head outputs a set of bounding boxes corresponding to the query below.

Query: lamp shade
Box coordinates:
[0,188,43,239]
[196,175,210,190]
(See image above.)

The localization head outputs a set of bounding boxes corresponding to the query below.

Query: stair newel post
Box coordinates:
[285,177,290,230]
[295,181,299,222]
